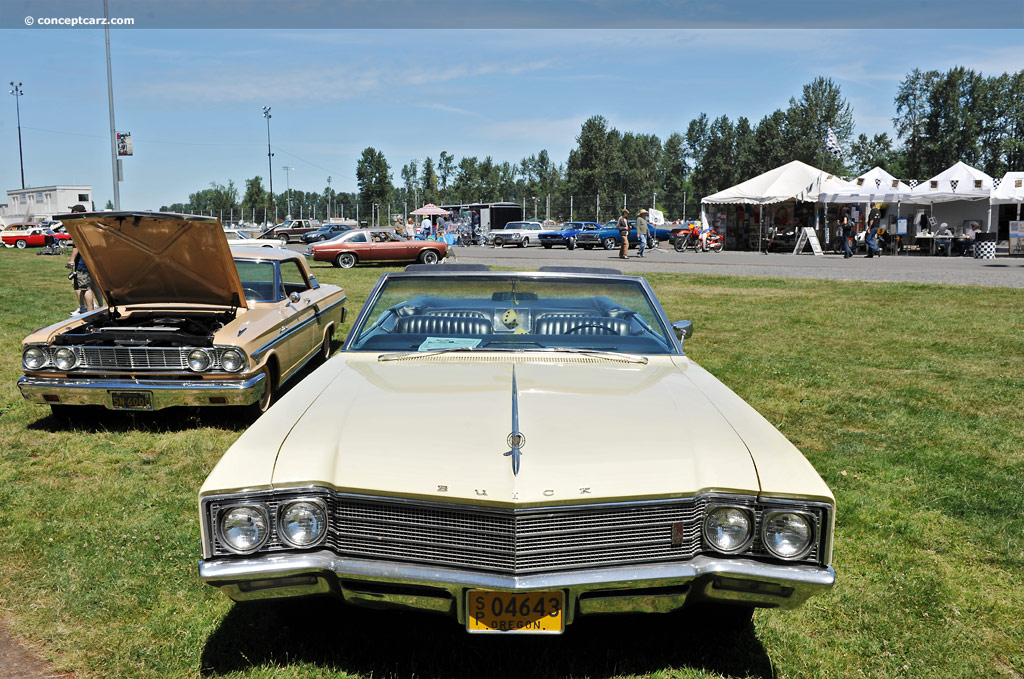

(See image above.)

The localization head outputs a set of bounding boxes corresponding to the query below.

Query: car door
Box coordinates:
[276,258,320,376]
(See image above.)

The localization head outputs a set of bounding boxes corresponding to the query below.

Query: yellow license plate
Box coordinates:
[110,391,152,410]
[466,590,564,634]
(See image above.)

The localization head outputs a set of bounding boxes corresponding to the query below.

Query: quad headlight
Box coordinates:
[187,349,212,372]
[22,346,47,370]
[278,500,327,548]
[219,348,246,372]
[703,506,754,553]
[53,347,78,371]
[219,505,269,553]
[762,511,815,560]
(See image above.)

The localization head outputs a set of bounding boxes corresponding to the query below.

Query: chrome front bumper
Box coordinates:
[199,551,835,625]
[18,373,266,410]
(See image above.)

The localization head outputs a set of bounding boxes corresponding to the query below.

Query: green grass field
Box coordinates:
[0,248,1021,679]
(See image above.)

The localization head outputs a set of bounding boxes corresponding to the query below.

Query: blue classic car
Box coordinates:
[538,222,602,250]
[575,221,673,251]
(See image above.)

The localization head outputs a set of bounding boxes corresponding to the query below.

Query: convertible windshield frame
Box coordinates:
[341,269,683,355]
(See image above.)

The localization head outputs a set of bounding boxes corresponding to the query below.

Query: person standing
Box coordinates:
[636,209,650,257]
[865,204,882,258]
[616,209,630,259]
[840,212,854,259]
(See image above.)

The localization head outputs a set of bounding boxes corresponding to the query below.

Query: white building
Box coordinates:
[1,185,93,223]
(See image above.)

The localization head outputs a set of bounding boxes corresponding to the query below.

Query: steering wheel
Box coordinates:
[564,323,613,335]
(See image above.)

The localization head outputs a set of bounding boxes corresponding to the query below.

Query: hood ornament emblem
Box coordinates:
[503,366,524,476]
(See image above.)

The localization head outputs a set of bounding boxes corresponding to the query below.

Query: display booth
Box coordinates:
[908,162,994,236]
[701,160,853,252]
[990,171,1024,251]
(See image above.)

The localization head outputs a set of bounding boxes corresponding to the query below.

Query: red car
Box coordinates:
[2,225,71,249]
[308,228,446,268]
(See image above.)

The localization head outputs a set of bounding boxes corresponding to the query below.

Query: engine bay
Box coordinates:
[54,309,234,348]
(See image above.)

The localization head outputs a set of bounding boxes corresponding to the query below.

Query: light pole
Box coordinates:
[262,106,273,222]
[8,82,25,189]
[532,196,538,220]
[327,176,332,220]
[282,165,294,217]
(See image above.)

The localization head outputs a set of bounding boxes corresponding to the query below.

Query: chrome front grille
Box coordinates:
[207,493,828,572]
[74,346,223,371]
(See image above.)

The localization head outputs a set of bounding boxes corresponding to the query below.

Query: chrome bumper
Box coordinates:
[199,551,835,625]
[18,373,266,410]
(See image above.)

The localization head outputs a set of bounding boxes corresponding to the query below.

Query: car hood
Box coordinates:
[205,355,788,506]
[58,211,247,308]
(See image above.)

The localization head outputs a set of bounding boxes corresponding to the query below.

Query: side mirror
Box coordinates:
[288,291,302,304]
[672,320,693,341]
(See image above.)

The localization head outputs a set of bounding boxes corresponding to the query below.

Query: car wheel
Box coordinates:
[317,331,332,363]
[602,237,616,250]
[567,238,576,250]
[542,243,552,249]
[16,239,27,249]
[519,238,529,248]
[493,238,503,247]
[419,249,439,264]
[245,365,276,418]
[279,234,290,244]
[336,252,357,269]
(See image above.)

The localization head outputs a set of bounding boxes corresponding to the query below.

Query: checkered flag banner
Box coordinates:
[993,177,1002,188]
[950,179,959,193]
[825,127,842,159]
[908,179,919,189]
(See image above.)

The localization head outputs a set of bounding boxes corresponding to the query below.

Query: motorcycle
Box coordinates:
[676,230,722,253]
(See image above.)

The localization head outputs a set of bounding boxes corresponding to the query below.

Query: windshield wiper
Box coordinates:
[378,346,648,364]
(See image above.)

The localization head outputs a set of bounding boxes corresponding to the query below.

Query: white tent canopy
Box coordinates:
[991,172,1024,204]
[702,160,854,205]
[909,161,994,204]
[819,166,913,204]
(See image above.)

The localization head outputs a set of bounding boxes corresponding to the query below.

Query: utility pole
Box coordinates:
[104,0,120,209]
[262,106,273,222]
[8,82,24,189]
[327,176,332,220]
[282,165,294,217]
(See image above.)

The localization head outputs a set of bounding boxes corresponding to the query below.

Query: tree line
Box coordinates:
[162,68,1024,223]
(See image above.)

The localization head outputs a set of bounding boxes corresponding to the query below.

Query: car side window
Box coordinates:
[280,260,310,295]
[348,232,368,243]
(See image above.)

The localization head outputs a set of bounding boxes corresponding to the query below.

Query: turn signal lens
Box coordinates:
[188,349,212,372]
[703,506,753,553]
[763,512,814,560]
[219,506,269,553]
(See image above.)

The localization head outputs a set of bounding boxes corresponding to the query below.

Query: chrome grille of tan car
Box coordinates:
[76,346,222,371]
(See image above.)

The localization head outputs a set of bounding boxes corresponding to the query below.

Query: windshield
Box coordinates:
[348,274,676,354]
[234,259,280,302]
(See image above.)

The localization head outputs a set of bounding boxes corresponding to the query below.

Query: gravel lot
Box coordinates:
[434,244,1024,288]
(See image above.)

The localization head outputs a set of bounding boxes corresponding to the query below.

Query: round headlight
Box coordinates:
[279,500,327,547]
[53,347,78,371]
[219,505,269,553]
[703,506,754,553]
[187,349,212,372]
[763,512,814,560]
[220,348,246,372]
[23,346,47,370]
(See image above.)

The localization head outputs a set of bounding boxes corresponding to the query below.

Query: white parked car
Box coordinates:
[486,221,546,248]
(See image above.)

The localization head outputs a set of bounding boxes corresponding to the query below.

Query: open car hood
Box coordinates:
[58,211,246,308]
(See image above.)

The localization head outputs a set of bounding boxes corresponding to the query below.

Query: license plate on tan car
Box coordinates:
[466,590,564,634]
[110,391,152,410]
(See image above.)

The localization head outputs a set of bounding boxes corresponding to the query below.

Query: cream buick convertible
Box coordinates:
[199,265,835,634]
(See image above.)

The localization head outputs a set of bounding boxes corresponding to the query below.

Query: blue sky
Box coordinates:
[2,24,1023,210]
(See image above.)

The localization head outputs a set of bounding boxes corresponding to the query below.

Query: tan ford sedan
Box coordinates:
[198,266,834,635]
[18,211,346,419]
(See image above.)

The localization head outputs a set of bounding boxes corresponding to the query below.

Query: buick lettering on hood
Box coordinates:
[199,265,835,634]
